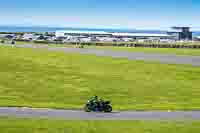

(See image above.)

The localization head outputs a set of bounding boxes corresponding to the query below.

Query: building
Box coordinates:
[111,33,170,39]
[22,33,35,40]
[194,36,200,41]
[167,27,192,41]
[0,34,16,39]
[96,37,120,42]
[121,38,134,42]
[56,30,170,39]
[56,30,112,37]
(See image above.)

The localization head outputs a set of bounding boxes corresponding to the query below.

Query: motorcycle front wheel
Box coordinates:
[104,105,112,112]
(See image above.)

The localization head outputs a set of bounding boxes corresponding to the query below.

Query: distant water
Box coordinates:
[0,26,165,33]
[0,26,67,33]
[0,26,199,36]
[193,32,200,36]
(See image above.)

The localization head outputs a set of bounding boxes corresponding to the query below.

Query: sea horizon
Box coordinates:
[0,25,199,36]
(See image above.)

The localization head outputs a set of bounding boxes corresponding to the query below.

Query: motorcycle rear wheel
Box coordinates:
[84,105,91,112]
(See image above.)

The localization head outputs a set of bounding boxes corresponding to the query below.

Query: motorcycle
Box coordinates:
[84,100,112,112]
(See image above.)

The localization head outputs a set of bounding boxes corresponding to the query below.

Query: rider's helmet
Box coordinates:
[99,98,103,103]
[92,95,98,99]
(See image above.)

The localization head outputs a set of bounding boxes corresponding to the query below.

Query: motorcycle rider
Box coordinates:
[89,96,99,109]
[98,98,104,109]
[85,96,112,112]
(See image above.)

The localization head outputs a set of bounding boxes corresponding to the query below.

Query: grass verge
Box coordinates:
[0,117,200,133]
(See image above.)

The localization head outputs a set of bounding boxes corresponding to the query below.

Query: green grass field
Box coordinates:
[0,46,200,110]
[15,41,200,56]
[0,118,199,133]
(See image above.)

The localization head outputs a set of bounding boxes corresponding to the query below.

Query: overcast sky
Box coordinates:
[0,0,200,30]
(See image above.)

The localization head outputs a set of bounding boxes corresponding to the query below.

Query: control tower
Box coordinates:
[167,27,192,40]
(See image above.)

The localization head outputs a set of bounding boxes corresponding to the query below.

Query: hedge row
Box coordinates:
[75,42,200,49]
[16,40,200,49]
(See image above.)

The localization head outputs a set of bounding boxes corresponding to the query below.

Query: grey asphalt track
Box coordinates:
[15,44,200,66]
[0,107,200,120]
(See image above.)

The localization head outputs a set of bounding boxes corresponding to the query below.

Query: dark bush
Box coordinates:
[0,40,5,43]
[33,40,49,44]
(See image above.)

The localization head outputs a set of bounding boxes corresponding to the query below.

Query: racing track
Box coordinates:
[0,107,200,120]
[15,44,200,66]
